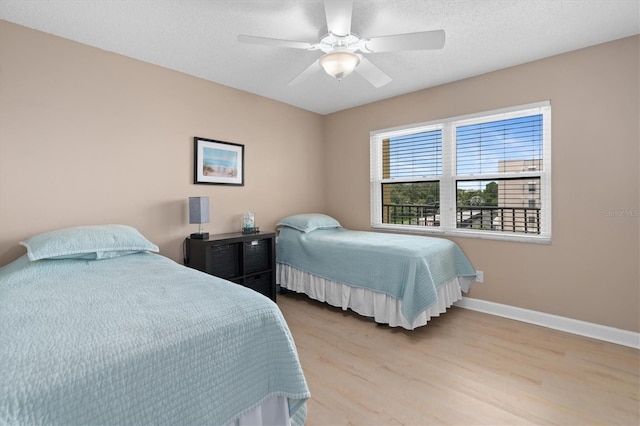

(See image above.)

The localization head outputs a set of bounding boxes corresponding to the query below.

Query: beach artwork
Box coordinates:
[194,137,244,185]
[203,147,238,178]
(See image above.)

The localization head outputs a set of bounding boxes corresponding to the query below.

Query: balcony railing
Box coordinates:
[382,204,541,234]
[383,203,440,226]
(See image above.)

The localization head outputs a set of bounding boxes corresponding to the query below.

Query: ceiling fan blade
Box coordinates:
[363,30,445,52]
[324,0,352,37]
[238,34,316,50]
[288,59,321,86]
[355,56,392,88]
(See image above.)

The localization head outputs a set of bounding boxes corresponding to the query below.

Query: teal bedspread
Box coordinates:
[0,253,309,425]
[277,227,476,322]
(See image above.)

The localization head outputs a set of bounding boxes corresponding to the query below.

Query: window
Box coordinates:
[370,102,551,242]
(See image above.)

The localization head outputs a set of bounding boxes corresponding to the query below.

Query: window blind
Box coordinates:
[383,130,442,179]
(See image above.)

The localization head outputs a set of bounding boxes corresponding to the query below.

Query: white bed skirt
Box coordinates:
[277,263,473,330]
[229,395,290,426]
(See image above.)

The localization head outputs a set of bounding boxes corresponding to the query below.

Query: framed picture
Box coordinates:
[193,137,244,186]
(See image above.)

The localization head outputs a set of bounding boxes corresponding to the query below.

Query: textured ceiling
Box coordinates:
[1,0,639,115]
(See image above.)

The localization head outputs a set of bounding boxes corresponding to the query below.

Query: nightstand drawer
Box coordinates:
[243,239,270,274]
[244,272,272,298]
[208,244,241,279]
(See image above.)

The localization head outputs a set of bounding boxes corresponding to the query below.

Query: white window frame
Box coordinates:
[370,101,552,243]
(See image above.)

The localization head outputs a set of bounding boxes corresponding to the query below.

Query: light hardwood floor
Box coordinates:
[277,292,639,425]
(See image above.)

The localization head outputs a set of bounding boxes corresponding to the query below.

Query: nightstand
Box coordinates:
[184,231,276,301]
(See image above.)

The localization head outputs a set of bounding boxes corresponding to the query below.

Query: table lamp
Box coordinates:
[189,196,210,239]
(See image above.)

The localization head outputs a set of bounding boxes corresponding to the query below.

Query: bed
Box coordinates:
[276,214,476,330]
[0,225,309,426]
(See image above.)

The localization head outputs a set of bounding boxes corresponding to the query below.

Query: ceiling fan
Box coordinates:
[237,0,445,88]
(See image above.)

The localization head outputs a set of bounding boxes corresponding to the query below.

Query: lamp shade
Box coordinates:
[319,51,360,80]
[189,197,210,224]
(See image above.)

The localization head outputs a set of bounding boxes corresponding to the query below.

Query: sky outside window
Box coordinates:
[456,114,543,176]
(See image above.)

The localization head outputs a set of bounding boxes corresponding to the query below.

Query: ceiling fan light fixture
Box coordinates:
[319,51,360,80]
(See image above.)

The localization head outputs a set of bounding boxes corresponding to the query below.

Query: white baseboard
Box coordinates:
[454,297,640,349]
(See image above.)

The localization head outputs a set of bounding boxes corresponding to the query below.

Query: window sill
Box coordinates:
[370,224,551,244]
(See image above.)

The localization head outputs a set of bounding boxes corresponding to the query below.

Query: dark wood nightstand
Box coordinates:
[184,231,276,301]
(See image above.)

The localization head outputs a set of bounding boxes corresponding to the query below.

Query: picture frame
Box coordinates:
[193,137,244,186]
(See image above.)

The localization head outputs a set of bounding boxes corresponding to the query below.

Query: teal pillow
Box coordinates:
[20,224,159,261]
[276,214,341,233]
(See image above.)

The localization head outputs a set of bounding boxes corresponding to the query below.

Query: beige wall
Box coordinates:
[324,36,639,332]
[1,20,638,333]
[0,21,325,265]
